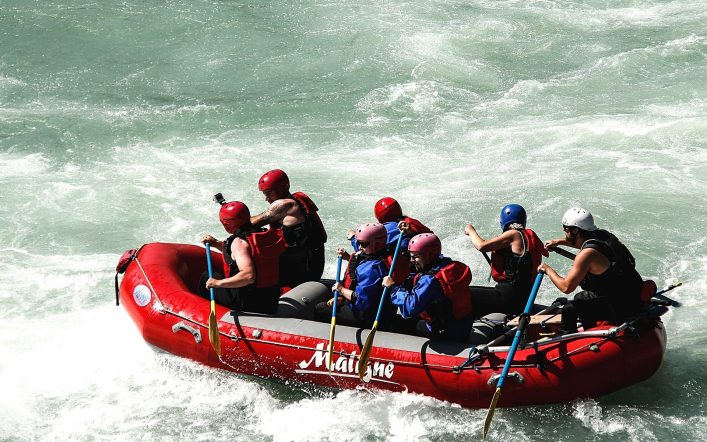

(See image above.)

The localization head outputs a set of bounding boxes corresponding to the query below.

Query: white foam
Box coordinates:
[0,152,50,179]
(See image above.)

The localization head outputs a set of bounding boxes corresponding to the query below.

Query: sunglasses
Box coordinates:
[358,241,370,248]
[562,225,573,232]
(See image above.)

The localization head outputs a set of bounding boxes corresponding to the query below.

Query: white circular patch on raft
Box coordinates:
[133,284,152,307]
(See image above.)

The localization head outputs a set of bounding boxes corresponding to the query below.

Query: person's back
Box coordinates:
[578,228,643,310]
[199,199,284,314]
[251,169,327,287]
[465,204,547,316]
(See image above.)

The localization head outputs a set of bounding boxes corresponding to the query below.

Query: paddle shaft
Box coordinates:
[483,271,544,439]
[496,271,544,389]
[481,251,493,282]
[331,256,344,319]
[372,233,404,322]
[357,233,405,378]
[204,242,222,355]
[326,256,344,370]
[205,243,216,302]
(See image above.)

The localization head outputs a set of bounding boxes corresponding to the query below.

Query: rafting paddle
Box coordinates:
[205,243,222,356]
[481,251,492,282]
[326,255,344,372]
[357,232,405,381]
[482,270,545,439]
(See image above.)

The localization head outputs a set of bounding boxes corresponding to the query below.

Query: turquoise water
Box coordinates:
[1,0,706,440]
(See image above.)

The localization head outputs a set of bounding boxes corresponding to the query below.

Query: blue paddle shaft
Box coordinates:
[331,255,343,318]
[205,243,216,303]
[496,271,545,389]
[372,233,405,322]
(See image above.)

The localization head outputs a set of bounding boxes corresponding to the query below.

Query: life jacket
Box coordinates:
[280,191,326,247]
[401,216,431,236]
[342,251,389,291]
[490,228,548,284]
[579,229,643,304]
[414,258,473,324]
[640,279,657,304]
[222,227,287,288]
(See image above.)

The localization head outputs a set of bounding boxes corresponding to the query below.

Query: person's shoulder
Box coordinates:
[232,236,251,249]
[576,246,602,262]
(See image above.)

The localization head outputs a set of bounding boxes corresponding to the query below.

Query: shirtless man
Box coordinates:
[251,169,327,287]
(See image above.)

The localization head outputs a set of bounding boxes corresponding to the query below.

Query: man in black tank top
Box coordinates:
[539,207,644,334]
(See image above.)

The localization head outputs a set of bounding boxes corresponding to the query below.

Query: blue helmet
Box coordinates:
[500,204,527,231]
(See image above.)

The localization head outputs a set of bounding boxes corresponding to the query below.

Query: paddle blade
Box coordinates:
[482,387,502,440]
[326,318,336,372]
[357,326,378,381]
[208,303,221,356]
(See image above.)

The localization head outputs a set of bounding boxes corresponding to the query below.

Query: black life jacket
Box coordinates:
[579,229,643,305]
[276,192,327,248]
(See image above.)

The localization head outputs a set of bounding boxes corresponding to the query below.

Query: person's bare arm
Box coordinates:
[465,225,518,253]
[205,238,256,288]
[250,199,295,227]
[538,248,596,294]
[545,238,577,250]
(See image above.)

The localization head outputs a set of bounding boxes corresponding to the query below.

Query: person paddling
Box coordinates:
[382,233,475,342]
[348,197,432,283]
[199,200,286,314]
[538,207,644,334]
[314,223,394,329]
[250,169,327,288]
[465,204,548,316]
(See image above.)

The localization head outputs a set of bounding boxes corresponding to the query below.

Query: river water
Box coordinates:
[1,1,705,440]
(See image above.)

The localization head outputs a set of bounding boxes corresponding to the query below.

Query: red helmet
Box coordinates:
[219,201,250,234]
[408,233,441,263]
[374,197,402,223]
[258,169,290,193]
[355,223,388,253]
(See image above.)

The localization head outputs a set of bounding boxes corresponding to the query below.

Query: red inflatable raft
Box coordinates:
[116,242,668,408]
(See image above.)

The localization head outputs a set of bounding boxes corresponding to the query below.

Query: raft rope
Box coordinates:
[133,255,216,333]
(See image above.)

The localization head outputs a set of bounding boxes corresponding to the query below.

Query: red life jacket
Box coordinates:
[639,279,657,304]
[291,191,327,243]
[386,253,410,284]
[415,259,473,321]
[222,228,287,288]
[383,216,431,283]
[402,216,431,235]
[490,228,548,283]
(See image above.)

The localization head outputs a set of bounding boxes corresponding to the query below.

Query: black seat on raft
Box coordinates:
[276,281,330,319]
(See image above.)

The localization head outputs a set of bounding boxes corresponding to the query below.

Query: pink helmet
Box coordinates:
[408,233,441,263]
[355,223,388,253]
[219,201,251,234]
[258,169,290,193]
[374,197,402,223]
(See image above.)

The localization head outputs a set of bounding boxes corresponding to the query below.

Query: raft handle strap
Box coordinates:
[172,321,203,344]
[488,371,524,387]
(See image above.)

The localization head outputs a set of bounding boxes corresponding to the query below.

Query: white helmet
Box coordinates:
[562,207,597,231]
